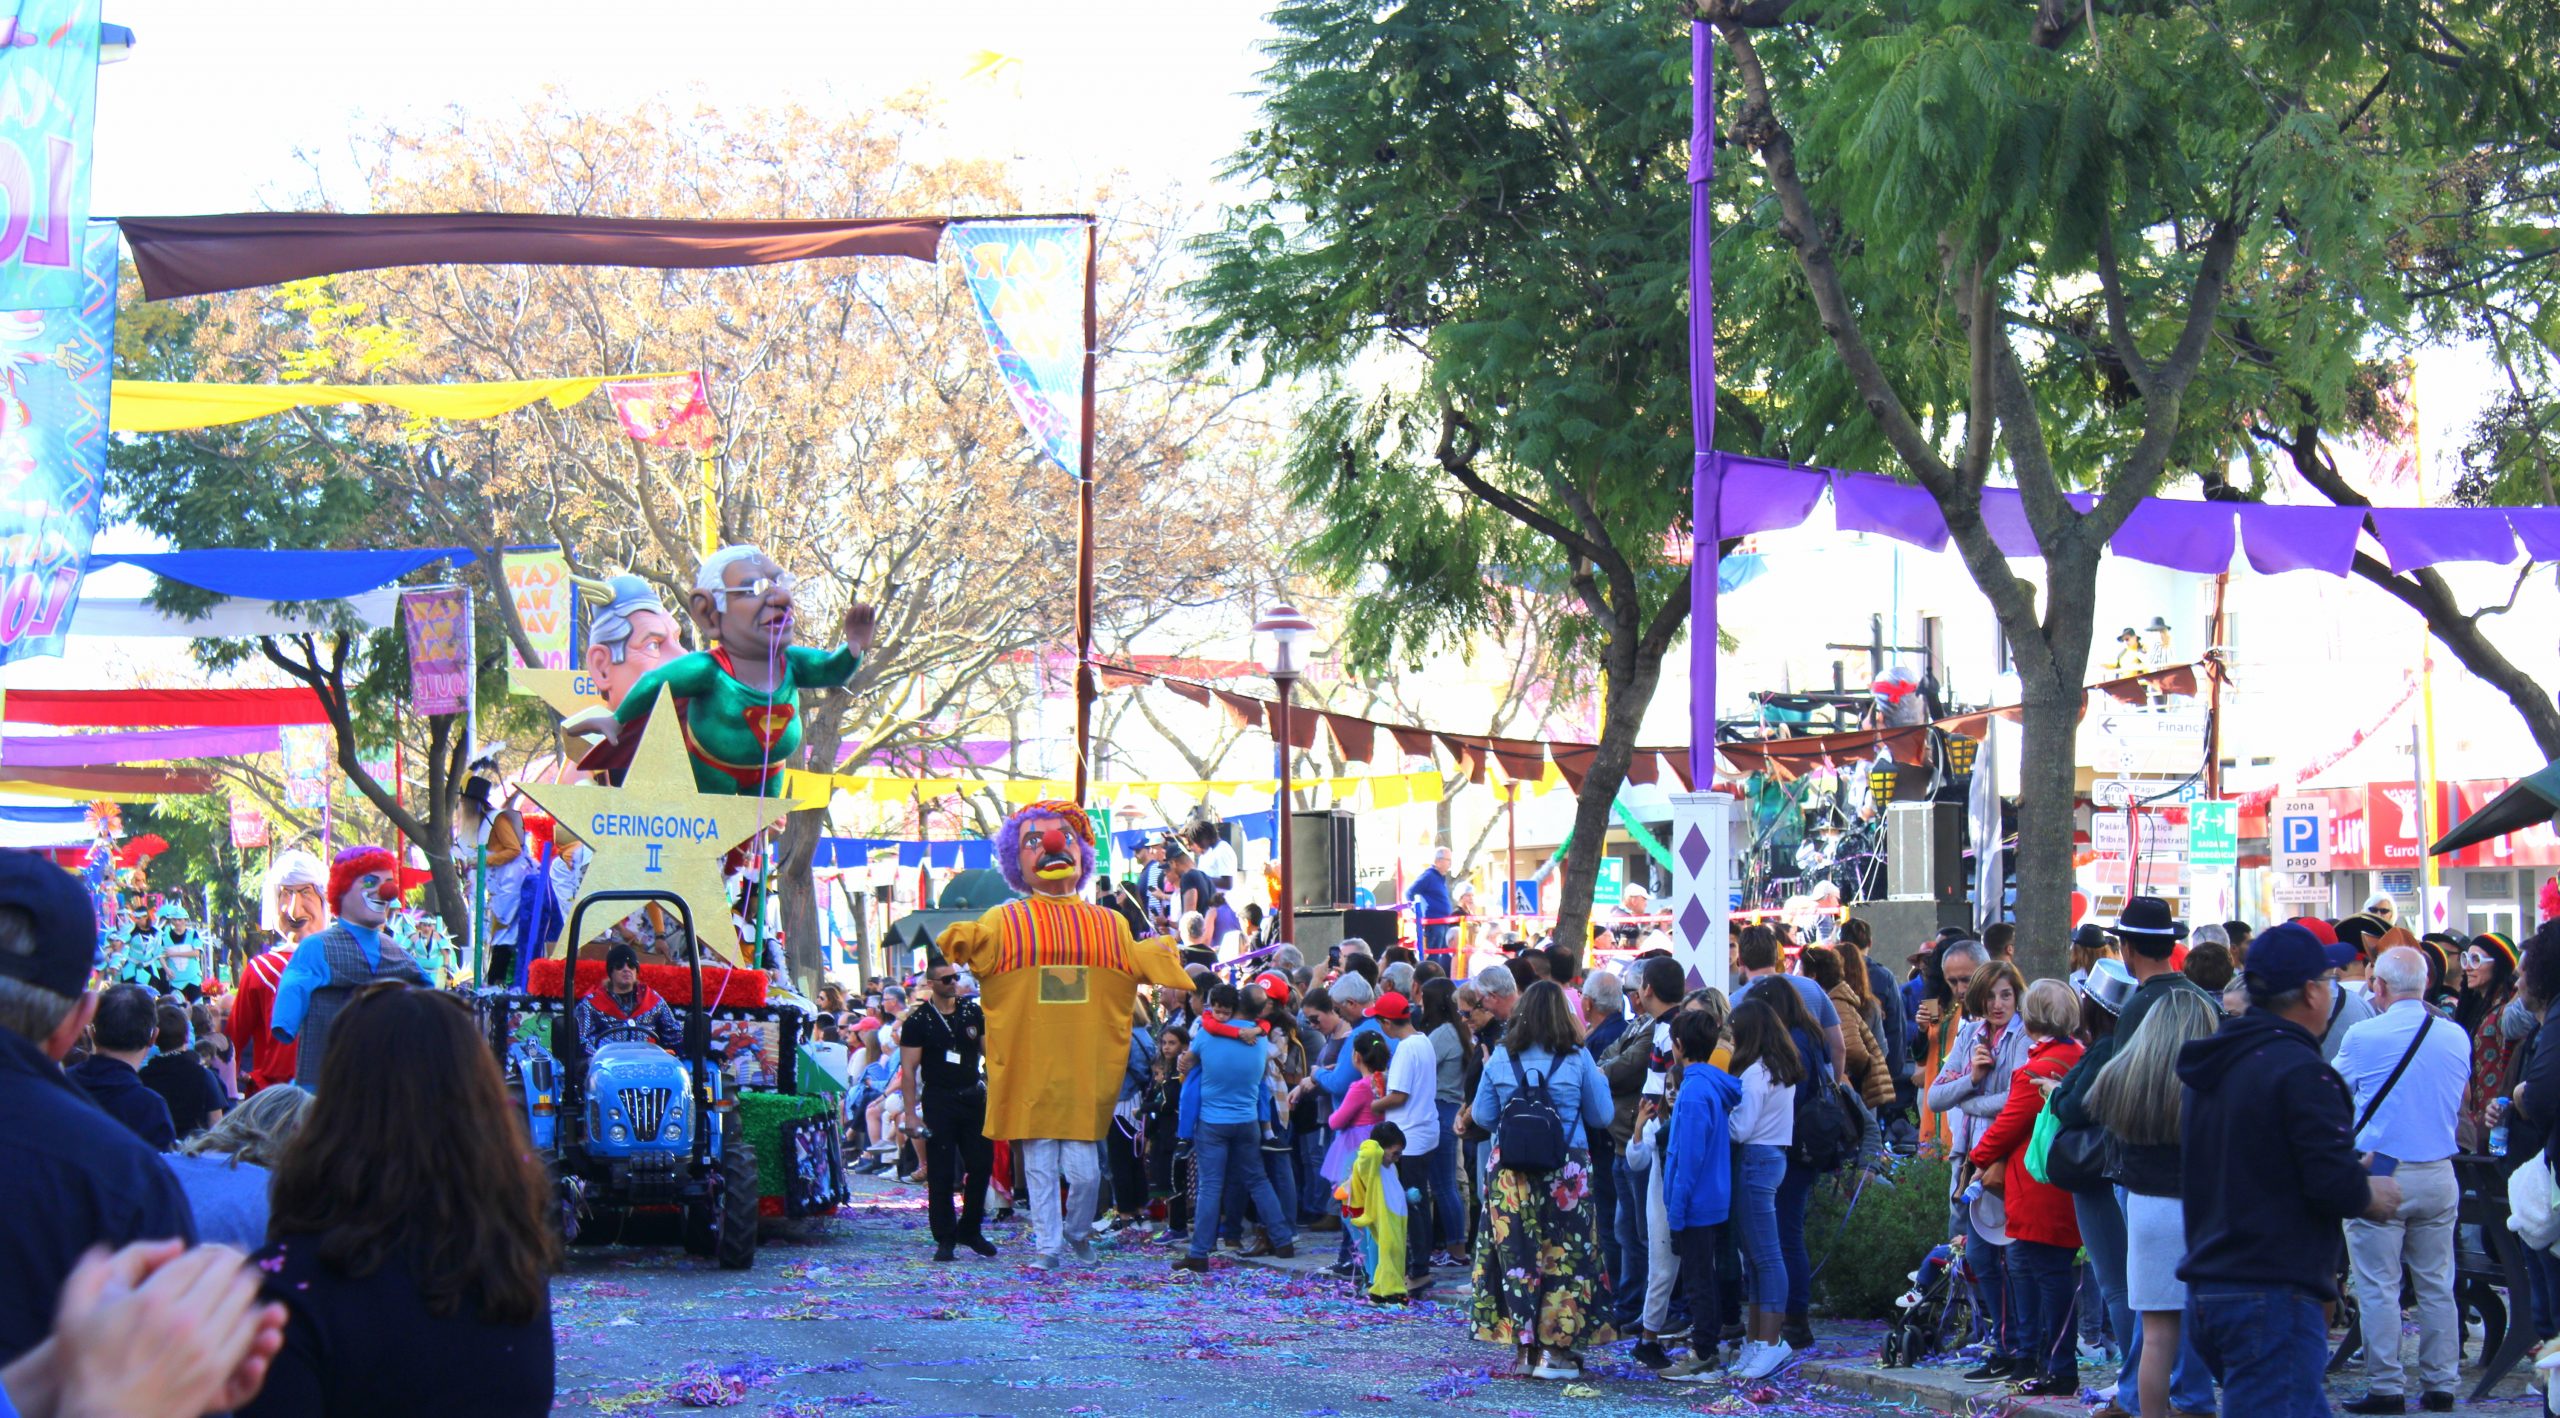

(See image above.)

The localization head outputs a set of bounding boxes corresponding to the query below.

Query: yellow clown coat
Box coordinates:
[936,894,1193,1143]
[1334,1138,1409,1300]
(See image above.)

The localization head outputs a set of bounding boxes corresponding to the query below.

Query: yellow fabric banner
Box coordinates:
[108,372,690,433]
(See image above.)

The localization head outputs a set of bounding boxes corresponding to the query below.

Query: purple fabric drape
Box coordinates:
[1977,487,2098,557]
[2113,499,2237,574]
[2369,507,2517,572]
[2508,508,2560,562]
[1717,454,1825,535]
[2239,503,2366,576]
[2,724,284,767]
[1833,472,1950,551]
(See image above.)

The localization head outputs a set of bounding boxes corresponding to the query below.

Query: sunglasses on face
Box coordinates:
[716,572,796,603]
[2463,950,2491,969]
[929,973,959,985]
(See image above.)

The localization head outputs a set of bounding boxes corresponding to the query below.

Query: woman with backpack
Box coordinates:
[1724,994,1802,1380]
[1465,979,1616,1382]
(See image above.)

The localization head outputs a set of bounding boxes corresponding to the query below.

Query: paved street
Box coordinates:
[550,1182,1906,1418]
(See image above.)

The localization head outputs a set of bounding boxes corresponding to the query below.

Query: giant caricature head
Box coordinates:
[584,573,684,711]
[996,800,1097,899]
[261,849,328,941]
[327,846,398,931]
[686,545,797,665]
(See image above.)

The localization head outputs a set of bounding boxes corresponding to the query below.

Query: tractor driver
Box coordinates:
[575,942,685,1053]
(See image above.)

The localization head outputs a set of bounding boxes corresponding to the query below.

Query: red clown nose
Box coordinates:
[1038,828,1069,854]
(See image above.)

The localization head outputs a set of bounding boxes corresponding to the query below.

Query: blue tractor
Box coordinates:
[496,889,758,1269]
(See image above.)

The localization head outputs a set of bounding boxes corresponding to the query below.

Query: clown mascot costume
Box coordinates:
[936,802,1193,1269]
[268,847,429,1089]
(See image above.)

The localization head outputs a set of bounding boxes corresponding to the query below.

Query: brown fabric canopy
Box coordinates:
[119,212,954,301]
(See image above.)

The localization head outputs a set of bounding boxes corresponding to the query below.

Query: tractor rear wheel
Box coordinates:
[715,1138,759,1270]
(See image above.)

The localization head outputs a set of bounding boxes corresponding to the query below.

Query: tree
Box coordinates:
[1186,0,1701,958]
[1700,0,2550,968]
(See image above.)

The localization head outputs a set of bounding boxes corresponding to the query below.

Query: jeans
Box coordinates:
[1217,1128,1298,1245]
[1736,1143,1787,1308]
[1673,1224,1725,1347]
[1613,1152,1651,1329]
[2188,1285,2334,1418]
[1189,1120,1293,1261]
[2010,1238,2081,1381]
[1776,1154,1814,1316]
[2074,1188,2134,1381]
[920,1088,992,1247]
[1956,1200,2019,1358]
[2344,1156,2459,1398]
[1588,1133,1621,1297]
[1421,922,1452,968]
[1105,1114,1147,1217]
[1428,1102,1465,1249]
[1296,1126,1331,1222]
[2530,1248,2560,1342]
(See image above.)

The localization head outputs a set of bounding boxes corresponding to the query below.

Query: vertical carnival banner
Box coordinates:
[279,726,330,810]
[227,798,268,849]
[950,221,1085,475]
[0,217,111,666]
[501,549,572,669]
[399,586,471,715]
[0,0,99,311]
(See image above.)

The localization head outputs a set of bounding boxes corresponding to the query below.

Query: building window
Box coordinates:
[2472,871,2516,900]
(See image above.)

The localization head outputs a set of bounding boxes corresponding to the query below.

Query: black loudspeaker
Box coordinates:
[1290,809,1356,910]
[1854,895,1974,963]
[1291,908,1345,957]
[1342,908,1401,952]
[1885,802,1965,905]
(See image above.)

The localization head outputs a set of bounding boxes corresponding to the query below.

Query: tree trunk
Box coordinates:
[2002,548,2104,980]
[1549,639,1669,964]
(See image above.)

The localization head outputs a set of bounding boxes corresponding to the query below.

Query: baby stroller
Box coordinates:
[1880,1238,1979,1368]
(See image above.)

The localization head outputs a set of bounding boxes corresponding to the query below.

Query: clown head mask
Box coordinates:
[996,800,1096,899]
[328,847,398,930]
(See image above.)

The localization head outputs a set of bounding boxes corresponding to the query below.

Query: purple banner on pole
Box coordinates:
[2238,503,2365,576]
[1,724,282,767]
[1715,454,1824,536]
[2369,506,2516,572]
[2113,498,2236,574]
[1833,472,1949,551]
[399,586,470,715]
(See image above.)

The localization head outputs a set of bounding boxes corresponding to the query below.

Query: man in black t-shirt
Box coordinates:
[899,959,995,1261]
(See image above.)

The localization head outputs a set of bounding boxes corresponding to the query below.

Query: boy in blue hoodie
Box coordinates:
[1660,1008,1740,1381]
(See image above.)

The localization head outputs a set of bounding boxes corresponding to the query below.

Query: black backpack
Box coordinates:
[1788,1047,1862,1174]
[1496,1051,1569,1174]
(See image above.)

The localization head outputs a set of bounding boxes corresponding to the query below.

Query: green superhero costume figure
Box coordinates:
[606,545,880,797]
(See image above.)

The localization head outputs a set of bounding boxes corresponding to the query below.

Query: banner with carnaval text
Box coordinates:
[501,549,572,669]
[0,1,100,311]
[399,586,471,715]
[950,221,1085,476]
[0,219,114,667]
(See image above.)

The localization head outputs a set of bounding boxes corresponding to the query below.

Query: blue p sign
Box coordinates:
[2281,816,2319,854]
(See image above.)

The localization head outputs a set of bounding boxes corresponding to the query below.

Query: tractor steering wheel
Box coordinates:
[592,1021,665,1047]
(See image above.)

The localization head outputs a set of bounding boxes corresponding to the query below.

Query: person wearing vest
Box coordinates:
[268,846,428,1089]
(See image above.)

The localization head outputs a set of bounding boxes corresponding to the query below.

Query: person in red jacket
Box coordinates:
[234,851,329,1094]
[1969,977,2086,1397]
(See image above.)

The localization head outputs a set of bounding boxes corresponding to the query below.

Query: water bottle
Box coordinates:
[2492,1096,2511,1157]
[1959,1178,1985,1206]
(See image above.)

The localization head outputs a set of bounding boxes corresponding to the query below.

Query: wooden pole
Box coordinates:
[1073,218,1100,806]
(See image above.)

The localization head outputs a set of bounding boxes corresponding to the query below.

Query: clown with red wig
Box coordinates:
[267,846,430,1089]
[935,800,1193,1268]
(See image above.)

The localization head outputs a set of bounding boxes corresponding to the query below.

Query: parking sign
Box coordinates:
[2274,795,2326,873]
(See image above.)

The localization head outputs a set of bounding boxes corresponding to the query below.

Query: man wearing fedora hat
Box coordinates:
[2111,898,2217,1046]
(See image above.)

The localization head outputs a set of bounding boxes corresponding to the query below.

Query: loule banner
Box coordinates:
[0,218,114,667]
[399,586,471,716]
[0,0,99,311]
[501,549,572,669]
[950,221,1085,476]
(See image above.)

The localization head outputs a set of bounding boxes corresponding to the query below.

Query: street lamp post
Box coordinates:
[1254,605,1314,947]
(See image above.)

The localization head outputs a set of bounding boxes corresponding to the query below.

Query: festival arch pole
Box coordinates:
[1668,17,1735,995]
[1073,215,1100,806]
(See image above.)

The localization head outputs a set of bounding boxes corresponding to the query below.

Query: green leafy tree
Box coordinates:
[1702,0,2554,966]
[1185,0,1718,955]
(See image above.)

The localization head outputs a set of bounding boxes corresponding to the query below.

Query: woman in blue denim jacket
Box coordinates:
[1465,980,1618,1382]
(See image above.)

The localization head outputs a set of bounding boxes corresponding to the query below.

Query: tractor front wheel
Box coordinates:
[715,1138,759,1270]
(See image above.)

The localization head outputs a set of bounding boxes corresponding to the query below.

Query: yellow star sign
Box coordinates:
[505,666,606,718]
[517,686,764,966]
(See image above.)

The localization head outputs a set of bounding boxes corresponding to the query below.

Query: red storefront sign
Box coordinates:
[2233,778,2560,870]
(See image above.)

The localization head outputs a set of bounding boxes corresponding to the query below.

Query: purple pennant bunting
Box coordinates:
[1716,454,1827,536]
[2114,499,2237,574]
[2370,506,2518,572]
[2239,503,2367,576]
[2,724,285,768]
[2508,508,2560,562]
[1976,487,2099,557]
[1832,472,1950,551]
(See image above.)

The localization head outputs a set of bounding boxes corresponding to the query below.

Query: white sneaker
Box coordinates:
[1736,1340,1795,1381]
